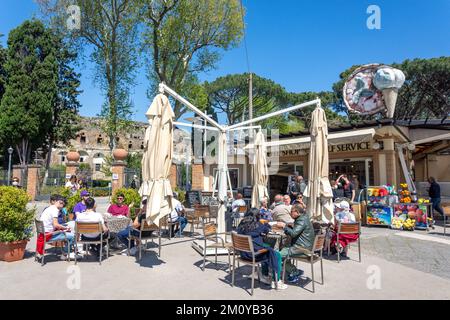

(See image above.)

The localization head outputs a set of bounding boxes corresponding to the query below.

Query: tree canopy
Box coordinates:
[141,0,244,118]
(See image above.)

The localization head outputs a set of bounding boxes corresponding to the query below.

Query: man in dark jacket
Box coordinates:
[278,204,315,283]
[428,177,444,217]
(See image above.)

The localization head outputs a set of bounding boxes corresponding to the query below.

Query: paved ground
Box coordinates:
[1,199,449,300]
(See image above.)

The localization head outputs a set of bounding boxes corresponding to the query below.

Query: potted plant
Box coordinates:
[0,186,36,262]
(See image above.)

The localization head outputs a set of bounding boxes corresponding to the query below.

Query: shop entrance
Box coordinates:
[269,162,304,199]
[329,158,374,189]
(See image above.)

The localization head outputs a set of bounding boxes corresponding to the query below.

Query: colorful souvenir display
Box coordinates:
[366,186,392,226]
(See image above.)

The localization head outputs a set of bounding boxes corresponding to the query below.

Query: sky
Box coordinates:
[1,0,449,123]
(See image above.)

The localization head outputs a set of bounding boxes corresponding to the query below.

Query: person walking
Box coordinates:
[428,177,444,218]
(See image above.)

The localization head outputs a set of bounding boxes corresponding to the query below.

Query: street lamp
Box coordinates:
[7,146,13,186]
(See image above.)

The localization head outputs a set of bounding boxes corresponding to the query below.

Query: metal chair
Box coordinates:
[443,205,450,236]
[336,221,361,263]
[201,221,232,272]
[233,206,247,228]
[208,205,219,224]
[34,219,70,266]
[188,205,209,235]
[231,231,269,296]
[282,234,326,293]
[128,220,161,259]
[74,221,109,265]
[160,215,180,240]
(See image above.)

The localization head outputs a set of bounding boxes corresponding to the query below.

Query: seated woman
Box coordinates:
[237,208,287,290]
[292,194,306,209]
[329,201,358,257]
[117,199,152,256]
[259,198,272,221]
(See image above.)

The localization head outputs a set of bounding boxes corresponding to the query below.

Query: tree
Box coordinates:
[331,57,450,121]
[205,73,344,134]
[44,35,82,171]
[141,0,244,119]
[0,33,6,103]
[37,0,141,151]
[0,20,58,165]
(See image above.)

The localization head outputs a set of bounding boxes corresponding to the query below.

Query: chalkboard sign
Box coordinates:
[201,192,219,206]
[243,186,253,199]
[186,190,202,208]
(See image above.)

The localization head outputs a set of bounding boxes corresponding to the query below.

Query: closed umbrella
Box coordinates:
[304,107,334,224]
[139,94,175,226]
[251,131,269,208]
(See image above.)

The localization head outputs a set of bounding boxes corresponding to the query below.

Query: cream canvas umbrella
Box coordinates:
[304,106,334,224]
[139,94,175,226]
[251,131,269,208]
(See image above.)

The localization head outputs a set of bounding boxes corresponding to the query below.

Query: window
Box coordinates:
[61,156,65,162]
[140,143,144,150]
[213,168,239,190]
[128,141,133,149]
[80,133,86,143]
[80,157,84,163]
[95,164,101,172]
[97,135,103,144]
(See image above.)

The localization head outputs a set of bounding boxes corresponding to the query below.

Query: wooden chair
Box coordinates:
[233,205,247,228]
[74,221,109,265]
[160,215,180,240]
[34,219,70,266]
[282,234,326,293]
[336,222,361,263]
[128,220,161,259]
[201,221,232,272]
[443,205,450,236]
[187,205,209,235]
[231,231,269,296]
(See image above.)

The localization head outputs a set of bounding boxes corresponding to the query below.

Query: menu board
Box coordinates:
[243,187,253,199]
[201,192,219,206]
[186,190,202,208]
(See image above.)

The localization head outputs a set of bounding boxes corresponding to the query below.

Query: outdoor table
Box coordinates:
[264,226,286,251]
[105,216,131,233]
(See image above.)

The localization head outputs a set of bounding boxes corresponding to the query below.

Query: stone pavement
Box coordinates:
[1,199,449,300]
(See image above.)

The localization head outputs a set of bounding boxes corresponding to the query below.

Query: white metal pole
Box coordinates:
[160,83,224,130]
[227,99,320,130]
[173,121,219,131]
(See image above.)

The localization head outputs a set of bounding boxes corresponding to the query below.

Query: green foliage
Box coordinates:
[79,163,91,171]
[0,20,58,165]
[112,188,141,209]
[0,186,35,242]
[142,0,244,119]
[90,188,111,197]
[174,187,186,205]
[100,155,113,177]
[126,152,143,172]
[0,34,6,103]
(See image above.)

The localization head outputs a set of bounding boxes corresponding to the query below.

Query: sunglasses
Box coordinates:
[117,197,124,200]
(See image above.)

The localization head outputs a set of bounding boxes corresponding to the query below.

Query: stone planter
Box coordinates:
[113,148,128,162]
[66,151,80,162]
[0,240,28,262]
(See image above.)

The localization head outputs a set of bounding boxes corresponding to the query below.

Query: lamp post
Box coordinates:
[7,146,13,186]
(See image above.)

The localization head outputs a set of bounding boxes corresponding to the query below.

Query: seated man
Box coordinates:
[277,205,315,283]
[271,194,294,224]
[117,199,153,256]
[231,193,246,217]
[38,195,75,260]
[72,190,90,221]
[107,193,130,217]
[76,197,110,257]
[283,194,292,210]
[169,193,188,237]
[329,201,358,257]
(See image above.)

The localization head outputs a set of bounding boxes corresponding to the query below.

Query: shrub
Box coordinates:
[112,188,141,209]
[175,187,186,205]
[0,186,36,242]
[90,188,111,197]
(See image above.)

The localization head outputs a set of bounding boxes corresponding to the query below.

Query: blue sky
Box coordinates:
[1,0,449,122]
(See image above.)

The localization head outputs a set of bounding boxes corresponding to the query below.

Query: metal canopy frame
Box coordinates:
[158,83,321,233]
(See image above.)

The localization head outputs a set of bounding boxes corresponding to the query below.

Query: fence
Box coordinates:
[124,168,140,190]
[0,169,8,186]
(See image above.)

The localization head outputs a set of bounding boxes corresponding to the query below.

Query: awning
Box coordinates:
[245,128,376,151]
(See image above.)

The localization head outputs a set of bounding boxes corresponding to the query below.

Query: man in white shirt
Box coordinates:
[39,195,75,259]
[232,193,247,217]
[76,197,110,257]
[169,193,188,237]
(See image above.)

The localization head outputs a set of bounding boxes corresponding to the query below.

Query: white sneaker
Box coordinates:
[271,280,288,290]
[120,248,129,256]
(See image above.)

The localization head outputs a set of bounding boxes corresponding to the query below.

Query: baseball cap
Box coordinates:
[80,190,90,197]
[335,201,350,210]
